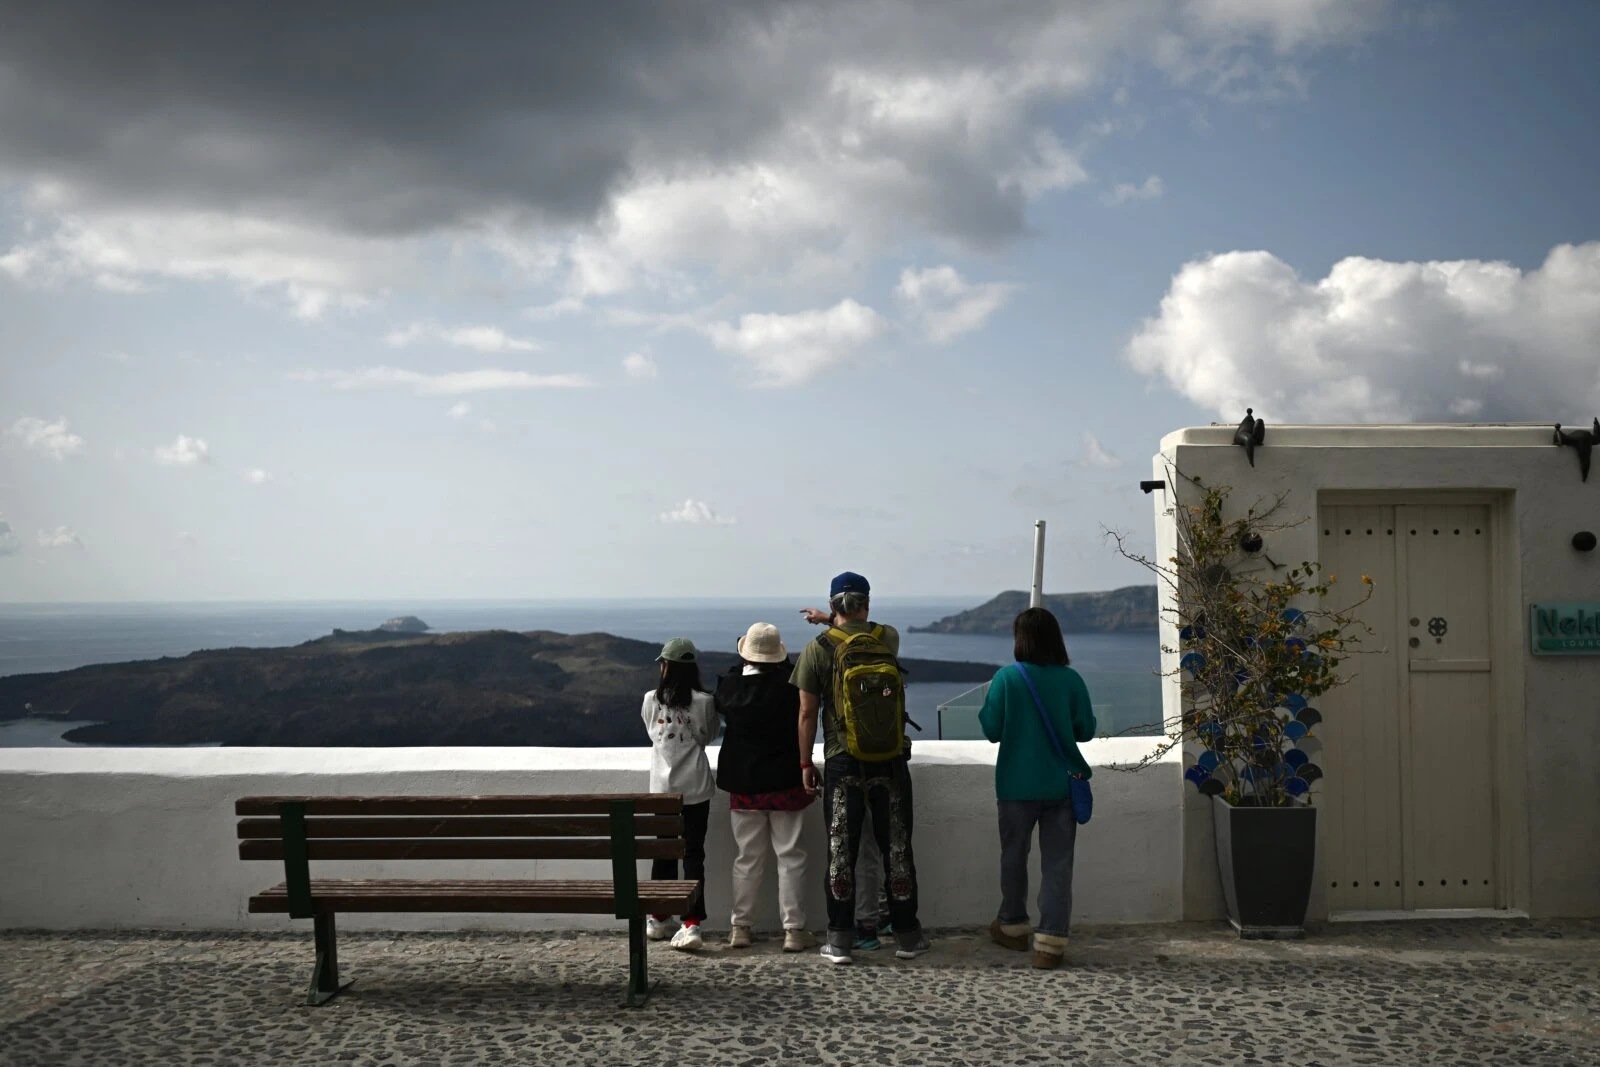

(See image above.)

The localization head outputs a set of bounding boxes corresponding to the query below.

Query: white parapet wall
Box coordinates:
[0,739,1180,931]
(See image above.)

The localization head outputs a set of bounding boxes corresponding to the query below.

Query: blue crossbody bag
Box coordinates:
[1012,662,1093,825]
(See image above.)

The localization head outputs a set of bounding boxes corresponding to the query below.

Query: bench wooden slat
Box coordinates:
[239,838,687,862]
[237,815,685,840]
[234,795,683,817]
[247,878,700,915]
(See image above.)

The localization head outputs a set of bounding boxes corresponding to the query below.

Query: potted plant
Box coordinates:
[1112,472,1372,937]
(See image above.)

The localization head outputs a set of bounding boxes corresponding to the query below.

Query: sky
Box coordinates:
[2,0,1598,602]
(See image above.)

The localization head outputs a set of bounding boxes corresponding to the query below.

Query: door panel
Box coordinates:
[1317,507,1404,912]
[1400,505,1496,909]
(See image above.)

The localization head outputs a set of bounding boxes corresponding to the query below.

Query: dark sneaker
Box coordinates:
[893,929,931,960]
[853,923,882,951]
[821,930,854,965]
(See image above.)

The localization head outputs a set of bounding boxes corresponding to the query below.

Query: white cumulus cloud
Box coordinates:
[1126,242,1600,422]
[706,299,886,386]
[0,518,19,556]
[38,526,84,549]
[659,499,737,526]
[446,401,472,418]
[1106,175,1165,204]
[8,416,86,460]
[622,352,658,381]
[895,266,1016,343]
[154,434,211,466]
[291,367,591,395]
[243,468,273,485]
[384,321,541,353]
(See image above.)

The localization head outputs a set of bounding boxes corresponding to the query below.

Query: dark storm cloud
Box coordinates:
[0,1,817,235]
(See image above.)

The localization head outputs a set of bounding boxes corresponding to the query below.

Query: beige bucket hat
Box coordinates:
[736,622,788,664]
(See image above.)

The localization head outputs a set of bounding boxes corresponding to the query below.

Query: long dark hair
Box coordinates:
[1014,607,1070,667]
[657,659,705,709]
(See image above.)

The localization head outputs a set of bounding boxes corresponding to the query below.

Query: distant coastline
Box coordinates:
[911,586,1158,635]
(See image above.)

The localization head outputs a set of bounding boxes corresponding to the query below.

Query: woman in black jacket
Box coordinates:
[716,622,815,952]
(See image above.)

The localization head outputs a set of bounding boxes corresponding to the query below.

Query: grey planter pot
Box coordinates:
[1212,794,1317,939]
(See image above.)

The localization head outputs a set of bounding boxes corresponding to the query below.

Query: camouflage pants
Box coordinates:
[821,755,920,934]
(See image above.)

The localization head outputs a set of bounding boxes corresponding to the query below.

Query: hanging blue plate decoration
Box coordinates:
[1180,652,1206,673]
[1250,732,1270,753]
[1273,761,1294,780]
[1301,651,1321,667]
[1297,735,1323,757]
[1284,748,1309,769]
[1238,765,1257,783]
[1197,750,1221,771]
[1198,721,1223,740]
[1296,706,1322,727]
[1281,608,1307,627]
[1283,636,1307,655]
[1184,766,1211,786]
[1296,762,1323,783]
[1283,693,1308,712]
[1285,777,1310,797]
[1234,670,1251,687]
[1243,634,1258,649]
[1283,720,1309,741]
[1197,777,1224,797]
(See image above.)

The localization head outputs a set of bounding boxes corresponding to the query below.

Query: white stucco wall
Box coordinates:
[0,739,1180,931]
[1152,424,1600,919]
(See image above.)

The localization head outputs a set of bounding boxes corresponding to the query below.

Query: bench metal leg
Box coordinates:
[306,913,354,1006]
[623,914,654,1008]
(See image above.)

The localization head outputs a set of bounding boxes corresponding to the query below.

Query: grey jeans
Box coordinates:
[997,799,1078,938]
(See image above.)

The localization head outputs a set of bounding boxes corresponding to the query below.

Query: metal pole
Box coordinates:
[1030,520,1046,609]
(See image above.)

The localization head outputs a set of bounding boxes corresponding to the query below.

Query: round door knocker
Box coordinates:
[1427,617,1448,638]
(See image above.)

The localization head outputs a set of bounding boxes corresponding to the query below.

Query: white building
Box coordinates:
[1152,424,1600,921]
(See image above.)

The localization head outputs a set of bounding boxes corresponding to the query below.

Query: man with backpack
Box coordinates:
[793,571,930,964]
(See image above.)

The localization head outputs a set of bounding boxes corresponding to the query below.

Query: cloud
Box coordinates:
[895,265,1016,343]
[1126,242,1600,422]
[7,416,86,460]
[446,401,473,418]
[243,468,273,485]
[153,435,211,466]
[659,499,737,526]
[38,526,84,549]
[384,321,540,353]
[0,2,1390,308]
[622,352,658,381]
[0,518,18,556]
[1106,175,1165,204]
[706,299,886,385]
[177,530,198,545]
[1079,431,1122,469]
[291,367,591,395]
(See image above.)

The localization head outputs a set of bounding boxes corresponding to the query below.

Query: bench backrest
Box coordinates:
[236,794,684,919]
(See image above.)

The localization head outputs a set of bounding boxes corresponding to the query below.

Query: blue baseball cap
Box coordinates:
[829,571,871,598]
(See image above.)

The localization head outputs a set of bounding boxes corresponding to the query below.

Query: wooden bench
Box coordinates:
[236,793,699,1007]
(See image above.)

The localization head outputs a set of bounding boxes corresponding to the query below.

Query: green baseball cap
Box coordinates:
[657,637,698,663]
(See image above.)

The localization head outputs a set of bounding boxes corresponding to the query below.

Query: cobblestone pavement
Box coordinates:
[1,920,1597,1066]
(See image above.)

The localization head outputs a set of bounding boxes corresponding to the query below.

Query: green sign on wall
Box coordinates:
[1530,603,1600,655]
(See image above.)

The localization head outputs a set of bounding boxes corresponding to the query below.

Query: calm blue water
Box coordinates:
[0,599,1160,744]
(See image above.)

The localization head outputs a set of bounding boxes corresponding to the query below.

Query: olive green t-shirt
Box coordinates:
[789,620,903,760]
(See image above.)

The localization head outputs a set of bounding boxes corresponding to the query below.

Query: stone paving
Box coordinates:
[1,920,1597,1066]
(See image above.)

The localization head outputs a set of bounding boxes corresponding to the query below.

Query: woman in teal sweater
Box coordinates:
[978,607,1097,969]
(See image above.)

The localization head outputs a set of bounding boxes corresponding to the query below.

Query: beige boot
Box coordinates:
[1033,932,1067,970]
[727,924,753,949]
[783,928,816,952]
[990,919,1032,952]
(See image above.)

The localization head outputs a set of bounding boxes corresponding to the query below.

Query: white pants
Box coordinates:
[729,808,809,930]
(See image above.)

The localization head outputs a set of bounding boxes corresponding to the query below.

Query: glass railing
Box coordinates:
[936,672,1162,740]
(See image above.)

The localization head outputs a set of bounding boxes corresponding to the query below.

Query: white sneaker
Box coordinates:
[670,923,703,951]
[645,917,673,941]
[783,929,816,953]
[728,925,753,949]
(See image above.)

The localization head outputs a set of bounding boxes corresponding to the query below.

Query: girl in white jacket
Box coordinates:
[641,637,719,950]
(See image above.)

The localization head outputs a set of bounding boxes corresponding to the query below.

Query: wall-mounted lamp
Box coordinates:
[1140,480,1167,494]
[1574,531,1598,552]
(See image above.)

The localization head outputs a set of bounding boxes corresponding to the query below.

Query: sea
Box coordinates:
[0,599,1161,746]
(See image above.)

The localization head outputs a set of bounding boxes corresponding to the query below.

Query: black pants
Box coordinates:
[651,799,708,921]
[822,755,919,934]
